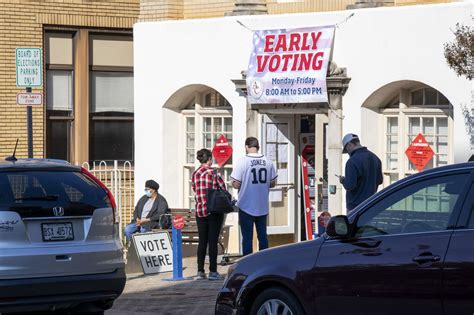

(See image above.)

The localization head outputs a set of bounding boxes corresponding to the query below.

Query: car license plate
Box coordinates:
[42,223,74,242]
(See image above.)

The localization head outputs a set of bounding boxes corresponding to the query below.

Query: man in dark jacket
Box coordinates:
[124,179,169,241]
[339,134,383,212]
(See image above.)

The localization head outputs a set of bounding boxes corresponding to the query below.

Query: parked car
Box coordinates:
[0,158,126,314]
[216,162,474,315]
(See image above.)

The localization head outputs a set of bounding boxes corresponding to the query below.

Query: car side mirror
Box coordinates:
[326,215,351,238]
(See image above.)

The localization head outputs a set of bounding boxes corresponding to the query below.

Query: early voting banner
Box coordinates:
[246,26,335,104]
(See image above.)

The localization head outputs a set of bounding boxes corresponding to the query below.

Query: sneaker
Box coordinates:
[208,272,224,281]
[196,271,207,280]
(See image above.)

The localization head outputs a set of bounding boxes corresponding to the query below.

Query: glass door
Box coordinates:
[263,115,295,234]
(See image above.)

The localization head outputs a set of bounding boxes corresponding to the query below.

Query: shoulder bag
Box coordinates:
[206,169,233,214]
[158,211,172,229]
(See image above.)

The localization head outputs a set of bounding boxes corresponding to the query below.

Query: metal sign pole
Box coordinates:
[26,87,33,158]
[164,225,191,281]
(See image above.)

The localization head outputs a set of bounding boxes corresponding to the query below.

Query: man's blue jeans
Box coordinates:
[124,223,150,241]
[239,209,268,256]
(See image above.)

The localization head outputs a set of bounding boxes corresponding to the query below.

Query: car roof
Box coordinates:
[0,158,81,171]
[406,162,474,178]
[390,162,474,190]
[347,162,474,220]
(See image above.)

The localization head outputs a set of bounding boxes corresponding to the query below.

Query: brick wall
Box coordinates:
[139,0,184,20]
[0,0,139,159]
[183,0,234,19]
[139,0,458,21]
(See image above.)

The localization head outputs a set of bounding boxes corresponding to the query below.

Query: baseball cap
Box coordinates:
[342,133,359,153]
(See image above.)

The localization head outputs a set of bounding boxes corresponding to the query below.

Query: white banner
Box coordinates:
[247,26,335,104]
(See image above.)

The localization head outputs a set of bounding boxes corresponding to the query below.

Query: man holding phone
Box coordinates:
[339,134,383,212]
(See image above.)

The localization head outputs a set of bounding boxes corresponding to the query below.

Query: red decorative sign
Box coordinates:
[172,215,185,230]
[212,134,233,167]
[405,133,435,172]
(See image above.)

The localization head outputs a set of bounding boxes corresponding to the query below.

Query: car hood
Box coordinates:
[234,236,325,285]
[247,236,324,262]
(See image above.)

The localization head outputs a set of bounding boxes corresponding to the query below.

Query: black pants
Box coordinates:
[196,213,224,273]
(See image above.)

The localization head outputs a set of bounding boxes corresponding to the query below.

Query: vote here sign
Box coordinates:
[132,232,173,274]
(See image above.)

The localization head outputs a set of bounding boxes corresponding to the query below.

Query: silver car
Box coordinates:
[0,159,126,314]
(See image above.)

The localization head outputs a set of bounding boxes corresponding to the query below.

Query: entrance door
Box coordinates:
[262,115,295,235]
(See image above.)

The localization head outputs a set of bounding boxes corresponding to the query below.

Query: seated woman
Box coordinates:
[124,179,169,241]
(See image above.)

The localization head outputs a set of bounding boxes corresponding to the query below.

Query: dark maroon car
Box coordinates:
[216,162,474,315]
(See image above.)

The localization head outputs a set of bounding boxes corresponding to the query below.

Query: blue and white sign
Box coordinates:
[16,48,42,87]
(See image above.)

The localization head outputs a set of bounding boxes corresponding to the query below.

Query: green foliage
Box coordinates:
[444,23,473,80]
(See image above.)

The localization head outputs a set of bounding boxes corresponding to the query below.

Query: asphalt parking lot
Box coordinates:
[108,257,229,315]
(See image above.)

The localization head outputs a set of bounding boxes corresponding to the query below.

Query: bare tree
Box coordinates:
[444,22,473,80]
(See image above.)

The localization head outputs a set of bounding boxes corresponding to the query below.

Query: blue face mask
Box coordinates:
[145,190,152,198]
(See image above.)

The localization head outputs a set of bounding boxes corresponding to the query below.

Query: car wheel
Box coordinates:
[250,287,305,315]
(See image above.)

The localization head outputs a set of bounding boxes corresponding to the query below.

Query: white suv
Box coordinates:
[0,159,126,314]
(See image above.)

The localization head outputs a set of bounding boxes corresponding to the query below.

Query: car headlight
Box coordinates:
[223,263,237,286]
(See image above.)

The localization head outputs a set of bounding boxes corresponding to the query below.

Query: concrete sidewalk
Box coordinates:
[108,257,230,315]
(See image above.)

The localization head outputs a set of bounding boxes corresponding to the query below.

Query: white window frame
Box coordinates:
[181,93,233,210]
[382,88,454,187]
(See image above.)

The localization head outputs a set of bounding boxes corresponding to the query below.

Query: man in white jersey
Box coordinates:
[231,137,277,256]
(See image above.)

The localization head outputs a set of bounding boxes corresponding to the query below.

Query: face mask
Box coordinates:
[145,190,152,198]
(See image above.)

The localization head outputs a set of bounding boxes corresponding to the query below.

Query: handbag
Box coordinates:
[158,211,172,229]
[206,169,234,214]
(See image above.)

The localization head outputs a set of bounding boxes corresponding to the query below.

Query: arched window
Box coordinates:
[381,86,453,185]
[181,89,233,209]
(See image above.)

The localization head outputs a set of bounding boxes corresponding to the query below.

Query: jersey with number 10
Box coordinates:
[230,153,277,216]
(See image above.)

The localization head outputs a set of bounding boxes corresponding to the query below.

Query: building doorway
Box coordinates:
[261,112,328,245]
[262,115,296,237]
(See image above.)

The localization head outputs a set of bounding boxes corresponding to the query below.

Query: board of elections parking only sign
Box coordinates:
[132,232,173,274]
[16,48,42,87]
[405,133,434,172]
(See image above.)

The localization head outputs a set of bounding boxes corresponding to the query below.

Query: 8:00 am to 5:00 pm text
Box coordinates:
[266,87,323,96]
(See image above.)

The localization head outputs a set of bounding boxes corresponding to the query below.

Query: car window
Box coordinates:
[355,173,469,237]
[0,171,108,209]
[465,184,474,229]
[7,174,47,200]
[62,183,85,202]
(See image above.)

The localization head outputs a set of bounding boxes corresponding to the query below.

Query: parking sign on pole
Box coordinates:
[16,48,42,87]
[16,48,42,158]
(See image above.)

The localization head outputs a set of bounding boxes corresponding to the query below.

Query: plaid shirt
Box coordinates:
[191,165,226,218]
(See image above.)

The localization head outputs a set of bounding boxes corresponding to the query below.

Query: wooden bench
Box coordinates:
[154,208,231,258]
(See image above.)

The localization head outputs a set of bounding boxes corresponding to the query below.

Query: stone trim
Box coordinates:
[37,13,137,29]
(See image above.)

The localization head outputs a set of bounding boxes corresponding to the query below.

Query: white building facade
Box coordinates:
[134,2,473,251]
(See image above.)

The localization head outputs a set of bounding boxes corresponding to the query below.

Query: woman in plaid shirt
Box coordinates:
[191,148,227,280]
